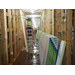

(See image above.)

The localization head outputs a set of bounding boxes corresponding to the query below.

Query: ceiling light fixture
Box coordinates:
[31,9,34,13]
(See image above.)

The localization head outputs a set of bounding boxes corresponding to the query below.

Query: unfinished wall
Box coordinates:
[0,9,26,65]
[40,9,54,35]
[54,9,72,65]
[40,9,73,65]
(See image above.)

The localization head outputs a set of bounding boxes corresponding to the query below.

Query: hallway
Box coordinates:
[0,9,75,65]
[13,33,40,65]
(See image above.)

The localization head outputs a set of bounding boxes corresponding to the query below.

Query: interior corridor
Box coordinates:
[13,32,40,65]
[0,9,75,65]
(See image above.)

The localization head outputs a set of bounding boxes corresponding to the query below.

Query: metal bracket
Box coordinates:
[58,32,61,36]
[62,31,65,34]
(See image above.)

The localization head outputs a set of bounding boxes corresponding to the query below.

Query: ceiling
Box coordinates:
[21,9,43,29]
[23,9,42,12]
[22,9,43,18]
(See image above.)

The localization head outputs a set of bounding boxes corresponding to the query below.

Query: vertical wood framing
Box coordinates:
[8,9,13,63]
[16,9,20,54]
[39,9,73,65]
[0,9,27,65]
[62,9,67,64]
[73,9,75,65]
[0,9,8,64]
[0,9,3,64]
[52,9,54,35]
[65,9,72,65]
[12,9,17,58]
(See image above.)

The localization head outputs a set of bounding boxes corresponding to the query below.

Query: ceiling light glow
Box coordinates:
[31,9,34,13]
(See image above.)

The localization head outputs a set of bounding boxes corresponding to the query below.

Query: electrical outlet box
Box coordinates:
[16,34,17,36]
[62,13,65,19]
[10,52,13,55]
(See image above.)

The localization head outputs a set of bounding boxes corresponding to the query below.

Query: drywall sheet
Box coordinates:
[39,31,59,65]
[38,30,44,42]
[56,41,66,65]
[46,37,59,65]
[39,33,49,65]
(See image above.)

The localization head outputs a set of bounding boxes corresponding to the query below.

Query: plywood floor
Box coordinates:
[13,33,40,65]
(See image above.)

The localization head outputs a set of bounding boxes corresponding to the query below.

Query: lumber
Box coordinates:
[12,10,17,58]
[65,9,72,65]
[16,9,20,54]
[20,10,28,52]
[62,9,67,64]
[8,9,13,63]
[52,9,54,35]
[73,9,75,64]
[61,9,64,40]
[0,9,8,65]
[0,10,2,64]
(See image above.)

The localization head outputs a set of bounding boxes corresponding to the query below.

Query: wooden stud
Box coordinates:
[0,9,3,65]
[52,9,54,35]
[0,9,8,65]
[12,9,17,58]
[62,9,67,65]
[65,9,72,65]
[8,9,13,63]
[73,9,75,65]
[16,9,20,54]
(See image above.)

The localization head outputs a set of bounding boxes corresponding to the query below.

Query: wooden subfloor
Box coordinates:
[13,50,29,65]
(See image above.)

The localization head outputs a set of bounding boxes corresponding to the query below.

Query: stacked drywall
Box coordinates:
[39,31,59,65]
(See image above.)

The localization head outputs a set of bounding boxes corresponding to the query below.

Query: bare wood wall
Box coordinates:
[40,9,73,65]
[0,9,26,65]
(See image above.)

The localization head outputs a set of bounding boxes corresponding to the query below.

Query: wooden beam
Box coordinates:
[0,10,2,65]
[0,34,2,64]
[12,9,17,58]
[26,12,41,15]
[62,9,67,65]
[20,20,23,49]
[0,31,1,34]
[16,9,20,54]
[0,9,8,65]
[4,9,8,64]
[61,9,64,40]
[65,9,72,65]
[73,9,75,65]
[26,15,41,18]
[52,9,54,35]
[8,9,13,63]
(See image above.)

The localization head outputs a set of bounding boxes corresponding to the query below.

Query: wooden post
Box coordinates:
[0,9,3,65]
[0,9,8,65]
[65,9,72,65]
[16,9,20,54]
[8,9,13,63]
[73,9,75,65]
[20,10,28,52]
[61,9,64,40]
[12,9,17,58]
[52,9,54,35]
[62,9,67,65]
[54,9,72,65]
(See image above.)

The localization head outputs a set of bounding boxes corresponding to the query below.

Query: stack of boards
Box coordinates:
[38,30,66,65]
